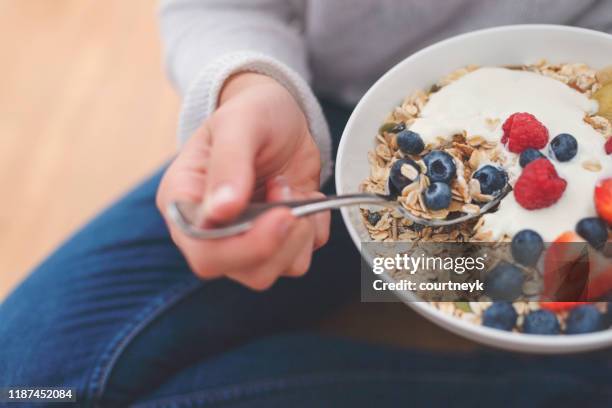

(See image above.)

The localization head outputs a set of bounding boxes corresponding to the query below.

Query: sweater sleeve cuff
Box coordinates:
[177,52,333,185]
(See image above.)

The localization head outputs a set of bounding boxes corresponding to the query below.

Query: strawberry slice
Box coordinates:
[540,302,590,312]
[595,178,612,225]
[542,232,590,301]
[543,231,612,302]
[584,249,612,299]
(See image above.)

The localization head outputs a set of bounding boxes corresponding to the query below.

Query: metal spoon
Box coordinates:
[167,181,511,239]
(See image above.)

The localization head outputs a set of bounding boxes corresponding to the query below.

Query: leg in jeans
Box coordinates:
[0,101,359,407]
[2,99,611,408]
[132,333,612,408]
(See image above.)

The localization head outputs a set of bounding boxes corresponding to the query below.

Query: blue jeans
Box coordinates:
[1,101,611,407]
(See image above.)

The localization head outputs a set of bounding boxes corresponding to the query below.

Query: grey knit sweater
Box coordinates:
[159,0,612,182]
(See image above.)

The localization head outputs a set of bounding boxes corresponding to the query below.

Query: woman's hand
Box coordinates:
[156,73,330,290]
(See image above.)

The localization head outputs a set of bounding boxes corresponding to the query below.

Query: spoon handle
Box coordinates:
[168,193,390,239]
[277,193,390,217]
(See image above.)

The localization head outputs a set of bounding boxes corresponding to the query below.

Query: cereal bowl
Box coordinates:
[336,25,612,353]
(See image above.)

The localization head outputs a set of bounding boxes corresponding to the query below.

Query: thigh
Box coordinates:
[0,168,197,406]
[0,167,359,407]
[133,333,612,408]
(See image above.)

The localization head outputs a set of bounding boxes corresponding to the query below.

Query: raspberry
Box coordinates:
[605,137,612,155]
[514,158,567,209]
[501,112,549,153]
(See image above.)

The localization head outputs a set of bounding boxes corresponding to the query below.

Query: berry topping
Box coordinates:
[511,229,544,267]
[367,211,381,226]
[554,230,584,243]
[519,148,545,168]
[605,137,612,155]
[472,165,508,195]
[396,130,425,155]
[522,310,561,335]
[423,182,452,210]
[575,217,609,250]
[549,133,578,162]
[484,262,525,301]
[542,232,590,303]
[482,302,518,331]
[514,158,567,210]
[565,305,607,334]
[501,112,549,153]
[423,151,456,184]
[389,158,420,191]
[539,302,590,312]
[584,250,612,301]
[595,178,612,225]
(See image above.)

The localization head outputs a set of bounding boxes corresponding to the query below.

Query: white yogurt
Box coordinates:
[409,67,612,241]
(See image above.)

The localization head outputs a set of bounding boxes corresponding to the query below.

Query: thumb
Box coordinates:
[199,119,257,224]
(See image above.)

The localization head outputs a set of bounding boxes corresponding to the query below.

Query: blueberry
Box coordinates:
[565,305,607,334]
[549,133,578,162]
[396,130,424,155]
[367,211,381,226]
[576,217,609,250]
[484,262,525,301]
[511,229,544,266]
[423,151,456,184]
[472,165,508,195]
[423,182,451,210]
[482,302,518,331]
[519,148,545,168]
[389,158,420,191]
[522,310,560,335]
[410,223,425,233]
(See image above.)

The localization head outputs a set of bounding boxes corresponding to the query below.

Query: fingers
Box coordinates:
[227,217,314,289]
[156,118,330,291]
[199,115,259,224]
[179,207,296,276]
[308,191,331,250]
[266,177,316,278]
[156,125,212,213]
[282,191,329,278]
[284,221,316,277]
[266,175,293,202]
[266,179,330,249]
[266,180,330,279]
[226,178,318,287]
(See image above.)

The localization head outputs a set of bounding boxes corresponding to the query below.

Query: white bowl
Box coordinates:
[336,24,612,353]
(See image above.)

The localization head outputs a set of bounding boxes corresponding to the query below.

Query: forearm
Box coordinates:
[158,0,332,183]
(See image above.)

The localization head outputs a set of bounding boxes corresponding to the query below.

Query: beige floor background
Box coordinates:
[0,0,474,351]
[0,0,179,299]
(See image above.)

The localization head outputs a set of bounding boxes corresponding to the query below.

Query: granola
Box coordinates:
[361,61,612,334]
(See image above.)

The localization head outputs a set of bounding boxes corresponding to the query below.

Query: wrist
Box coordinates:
[219,72,279,105]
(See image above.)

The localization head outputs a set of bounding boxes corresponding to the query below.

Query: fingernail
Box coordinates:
[203,184,236,217]
[273,175,292,200]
